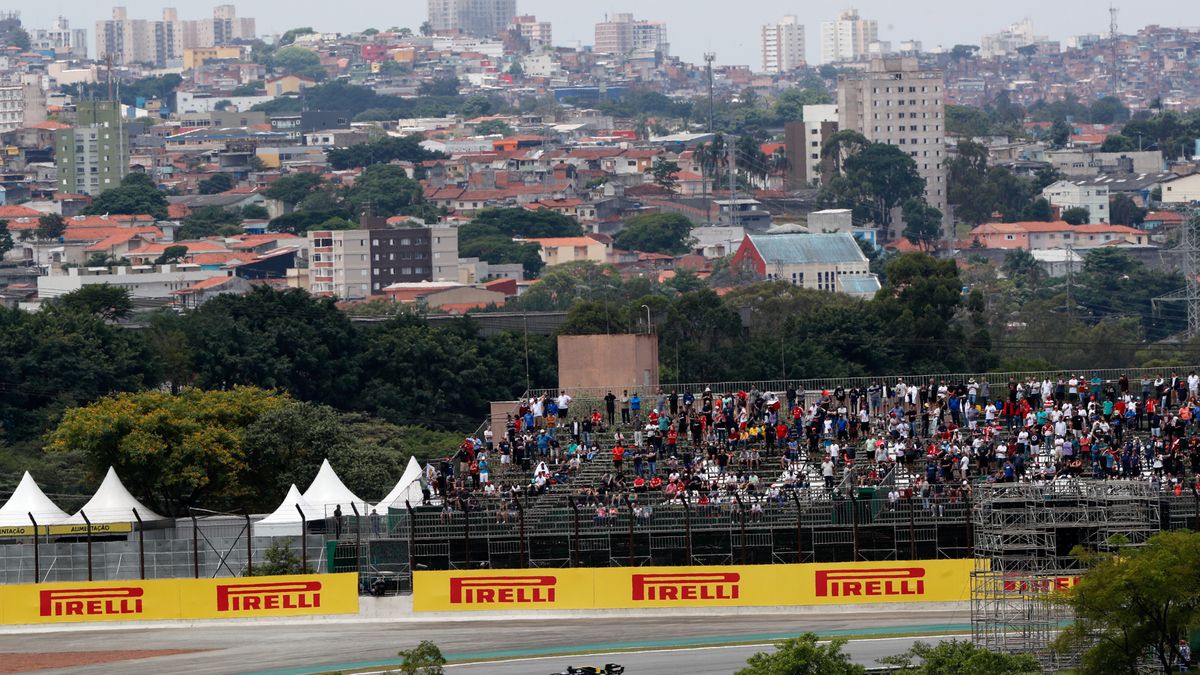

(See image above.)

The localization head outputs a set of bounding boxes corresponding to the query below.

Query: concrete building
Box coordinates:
[980,18,1046,59]
[0,84,22,133]
[1159,173,1200,205]
[459,257,524,284]
[55,101,127,197]
[97,5,255,66]
[308,226,458,299]
[761,16,806,74]
[784,104,839,190]
[821,8,877,63]
[510,15,552,47]
[838,57,947,237]
[1041,180,1109,224]
[427,0,517,38]
[557,334,659,390]
[31,16,88,58]
[525,236,611,267]
[594,13,669,57]
[731,232,880,298]
[37,264,227,300]
[968,221,1150,250]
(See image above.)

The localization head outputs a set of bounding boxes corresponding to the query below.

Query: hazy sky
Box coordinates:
[26,0,1200,66]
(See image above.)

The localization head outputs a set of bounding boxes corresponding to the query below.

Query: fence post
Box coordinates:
[244,512,253,577]
[791,492,803,564]
[190,511,199,579]
[681,496,693,564]
[965,492,974,558]
[908,498,917,560]
[350,503,361,576]
[623,495,634,567]
[295,504,308,573]
[515,497,527,567]
[463,498,471,567]
[850,490,860,561]
[27,513,39,584]
[734,494,747,566]
[81,510,93,582]
[404,500,416,582]
[132,508,145,580]
[567,497,580,568]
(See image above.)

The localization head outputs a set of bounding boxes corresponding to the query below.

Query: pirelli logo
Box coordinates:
[815,568,926,598]
[216,581,322,612]
[449,576,556,605]
[1002,575,1081,594]
[39,587,144,617]
[632,573,741,601]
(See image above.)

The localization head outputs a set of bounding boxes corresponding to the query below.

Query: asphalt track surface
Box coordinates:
[0,610,970,675]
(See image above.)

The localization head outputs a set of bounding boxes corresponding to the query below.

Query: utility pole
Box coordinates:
[704,52,716,133]
[727,138,737,228]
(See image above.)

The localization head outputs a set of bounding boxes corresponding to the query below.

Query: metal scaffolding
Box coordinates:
[970,480,1161,669]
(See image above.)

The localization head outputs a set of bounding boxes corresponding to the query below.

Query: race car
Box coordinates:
[548,665,624,675]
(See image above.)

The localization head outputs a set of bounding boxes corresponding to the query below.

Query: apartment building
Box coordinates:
[55,101,127,197]
[96,5,255,66]
[308,227,458,299]
[0,84,22,133]
[820,9,877,63]
[511,15,552,47]
[31,16,88,58]
[594,13,669,57]
[427,0,517,38]
[761,16,806,74]
[784,104,839,189]
[838,57,948,236]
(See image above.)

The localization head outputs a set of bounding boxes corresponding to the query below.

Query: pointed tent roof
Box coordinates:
[0,472,69,526]
[373,457,424,512]
[257,484,324,525]
[64,467,165,524]
[301,459,365,515]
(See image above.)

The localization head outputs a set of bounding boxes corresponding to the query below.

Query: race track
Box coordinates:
[0,610,971,675]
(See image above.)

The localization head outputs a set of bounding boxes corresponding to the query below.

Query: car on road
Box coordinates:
[549,665,625,675]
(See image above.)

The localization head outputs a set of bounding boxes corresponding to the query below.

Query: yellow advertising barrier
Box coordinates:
[0,573,358,625]
[0,523,135,538]
[414,560,978,612]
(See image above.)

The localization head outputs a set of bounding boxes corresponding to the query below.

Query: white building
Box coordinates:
[31,16,88,58]
[1041,180,1109,224]
[594,13,668,57]
[511,15,552,47]
[820,8,878,63]
[838,58,948,236]
[37,264,227,301]
[980,18,1046,59]
[1161,174,1200,205]
[96,5,255,66]
[802,104,838,187]
[761,16,806,74]
[427,0,517,38]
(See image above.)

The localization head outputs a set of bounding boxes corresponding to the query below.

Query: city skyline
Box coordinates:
[14,1,1200,66]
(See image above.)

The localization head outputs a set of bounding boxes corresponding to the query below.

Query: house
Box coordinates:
[524,236,612,266]
[731,232,880,298]
[265,75,318,96]
[171,274,252,309]
[1161,173,1200,205]
[968,221,1151,250]
[1041,180,1109,223]
[37,264,229,300]
[380,281,507,313]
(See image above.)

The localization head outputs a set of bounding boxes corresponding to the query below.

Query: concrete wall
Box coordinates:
[557,333,659,391]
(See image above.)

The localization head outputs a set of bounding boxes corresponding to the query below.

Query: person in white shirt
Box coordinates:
[557,391,572,418]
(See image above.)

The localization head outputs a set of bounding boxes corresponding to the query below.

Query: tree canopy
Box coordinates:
[81,173,169,220]
[613,213,694,255]
[736,633,865,675]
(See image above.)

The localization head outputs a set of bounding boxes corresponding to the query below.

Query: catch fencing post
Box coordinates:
[404,501,416,584]
[623,495,634,567]
[133,508,145,579]
[82,511,93,582]
[295,504,308,572]
[190,510,199,579]
[28,513,39,583]
[245,512,253,577]
[568,497,580,568]
[515,497,527,567]
[351,503,361,576]
[681,496,693,564]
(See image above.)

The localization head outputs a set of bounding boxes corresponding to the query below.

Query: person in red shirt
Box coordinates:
[612,445,625,473]
[667,427,678,456]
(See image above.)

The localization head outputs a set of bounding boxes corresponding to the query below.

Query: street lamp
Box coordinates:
[641,304,651,334]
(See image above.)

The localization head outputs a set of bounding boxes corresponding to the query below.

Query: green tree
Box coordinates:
[279,27,315,45]
[647,157,681,195]
[264,173,324,205]
[35,213,67,240]
[946,140,994,226]
[1050,119,1072,148]
[198,173,234,195]
[46,387,294,515]
[1061,206,1091,225]
[945,105,994,137]
[459,95,493,118]
[270,46,325,80]
[1055,530,1200,674]
[473,119,513,136]
[772,88,833,123]
[1002,248,1043,287]
[1109,193,1148,226]
[154,245,189,265]
[839,142,927,231]
[178,206,243,239]
[1100,134,1137,152]
[396,641,446,675]
[344,164,425,218]
[880,640,1040,674]
[0,220,12,257]
[250,539,310,576]
[55,285,134,321]
[418,76,460,97]
[241,204,270,220]
[613,213,693,255]
[1022,197,1054,222]
[326,135,446,171]
[82,173,169,220]
[471,208,581,238]
[736,633,865,675]
[901,198,944,250]
[1089,96,1131,124]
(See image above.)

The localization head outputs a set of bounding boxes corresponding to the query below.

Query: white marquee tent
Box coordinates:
[372,456,424,512]
[301,459,367,516]
[63,467,165,525]
[254,484,324,536]
[0,472,69,527]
